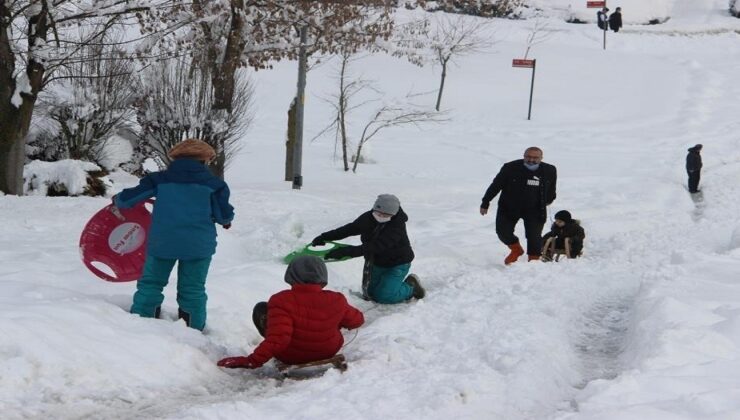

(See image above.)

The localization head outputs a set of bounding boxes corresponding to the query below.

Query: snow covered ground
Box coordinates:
[3,1,740,419]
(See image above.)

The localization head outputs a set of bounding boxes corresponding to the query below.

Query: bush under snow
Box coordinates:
[23,160,109,197]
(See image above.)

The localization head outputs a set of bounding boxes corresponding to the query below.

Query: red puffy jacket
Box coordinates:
[247,284,364,366]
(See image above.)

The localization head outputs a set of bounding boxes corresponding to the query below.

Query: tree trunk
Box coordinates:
[0,132,26,195]
[212,0,245,113]
[352,141,364,173]
[435,59,448,112]
[338,55,350,171]
[207,0,246,180]
[285,98,296,181]
[0,4,48,195]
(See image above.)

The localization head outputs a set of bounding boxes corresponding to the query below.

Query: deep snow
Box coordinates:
[3,1,740,419]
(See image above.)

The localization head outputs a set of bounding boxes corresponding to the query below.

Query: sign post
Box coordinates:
[587,0,608,50]
[512,59,536,120]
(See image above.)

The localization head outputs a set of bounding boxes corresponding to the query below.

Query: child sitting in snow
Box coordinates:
[113,139,234,331]
[311,194,425,304]
[541,210,585,261]
[217,256,364,369]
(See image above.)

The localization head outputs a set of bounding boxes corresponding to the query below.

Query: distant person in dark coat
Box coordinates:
[597,7,610,30]
[686,144,703,193]
[480,147,557,264]
[609,7,623,32]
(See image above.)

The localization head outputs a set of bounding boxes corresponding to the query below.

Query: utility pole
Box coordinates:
[292,25,308,190]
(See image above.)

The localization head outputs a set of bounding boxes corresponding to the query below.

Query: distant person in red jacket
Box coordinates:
[217,255,364,369]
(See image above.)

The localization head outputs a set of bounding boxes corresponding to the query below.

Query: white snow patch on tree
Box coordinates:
[11,74,31,108]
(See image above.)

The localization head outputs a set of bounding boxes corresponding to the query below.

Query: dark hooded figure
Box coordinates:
[609,7,623,32]
[597,7,610,30]
[686,144,703,193]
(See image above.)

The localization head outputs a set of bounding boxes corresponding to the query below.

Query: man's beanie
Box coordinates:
[373,194,400,216]
[284,255,328,286]
[554,210,572,223]
[168,139,216,161]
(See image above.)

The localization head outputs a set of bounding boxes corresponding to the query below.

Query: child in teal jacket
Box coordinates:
[114,139,234,330]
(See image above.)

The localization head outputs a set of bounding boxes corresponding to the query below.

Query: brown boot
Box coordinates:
[528,255,540,262]
[504,242,525,265]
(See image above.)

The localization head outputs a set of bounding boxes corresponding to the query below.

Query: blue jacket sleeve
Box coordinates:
[211,183,235,225]
[114,175,157,209]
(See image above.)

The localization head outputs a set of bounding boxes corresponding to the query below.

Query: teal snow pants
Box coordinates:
[130,255,212,330]
[368,263,413,304]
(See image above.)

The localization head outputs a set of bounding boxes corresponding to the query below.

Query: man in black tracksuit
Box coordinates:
[480,147,557,264]
[686,144,703,193]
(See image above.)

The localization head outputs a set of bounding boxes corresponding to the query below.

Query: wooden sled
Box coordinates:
[542,237,576,262]
[274,354,348,379]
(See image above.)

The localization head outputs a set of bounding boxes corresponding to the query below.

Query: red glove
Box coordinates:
[222,223,231,230]
[217,356,259,369]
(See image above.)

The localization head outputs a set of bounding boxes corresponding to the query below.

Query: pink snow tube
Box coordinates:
[79,200,153,282]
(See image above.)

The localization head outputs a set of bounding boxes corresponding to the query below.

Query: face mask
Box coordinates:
[373,212,392,223]
[524,162,540,171]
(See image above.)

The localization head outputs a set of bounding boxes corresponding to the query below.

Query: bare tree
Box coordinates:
[134,58,254,178]
[37,34,138,165]
[522,19,552,59]
[430,14,494,111]
[352,103,448,172]
[0,1,158,195]
[312,50,380,171]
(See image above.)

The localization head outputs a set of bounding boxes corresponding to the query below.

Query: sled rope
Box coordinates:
[342,328,359,350]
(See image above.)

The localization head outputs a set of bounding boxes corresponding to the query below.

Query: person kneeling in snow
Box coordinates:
[217,256,364,369]
[113,139,234,331]
[311,194,425,304]
[541,210,585,261]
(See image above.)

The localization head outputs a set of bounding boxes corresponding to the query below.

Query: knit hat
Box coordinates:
[373,194,400,216]
[284,255,328,286]
[168,139,216,161]
[554,210,572,223]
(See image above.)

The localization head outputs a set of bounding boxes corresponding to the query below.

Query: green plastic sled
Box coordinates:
[283,242,352,264]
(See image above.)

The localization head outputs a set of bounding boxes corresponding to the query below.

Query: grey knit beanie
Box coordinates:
[373,194,400,216]
[284,255,328,286]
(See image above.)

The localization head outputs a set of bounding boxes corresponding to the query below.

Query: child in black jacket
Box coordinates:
[542,210,585,260]
[311,194,424,303]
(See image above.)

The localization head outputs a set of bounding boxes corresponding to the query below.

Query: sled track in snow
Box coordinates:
[573,294,634,390]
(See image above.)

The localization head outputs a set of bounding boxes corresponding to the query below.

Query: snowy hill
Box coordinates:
[3,1,740,419]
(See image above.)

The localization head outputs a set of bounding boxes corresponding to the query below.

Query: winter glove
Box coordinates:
[217,356,259,369]
[311,236,326,246]
[325,246,351,260]
[222,223,231,230]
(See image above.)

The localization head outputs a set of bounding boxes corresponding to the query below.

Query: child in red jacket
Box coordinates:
[217,255,364,369]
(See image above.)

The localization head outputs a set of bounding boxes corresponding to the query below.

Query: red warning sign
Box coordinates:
[512,59,535,68]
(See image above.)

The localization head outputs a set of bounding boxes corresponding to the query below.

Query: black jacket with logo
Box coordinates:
[317,208,414,267]
[481,159,557,220]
